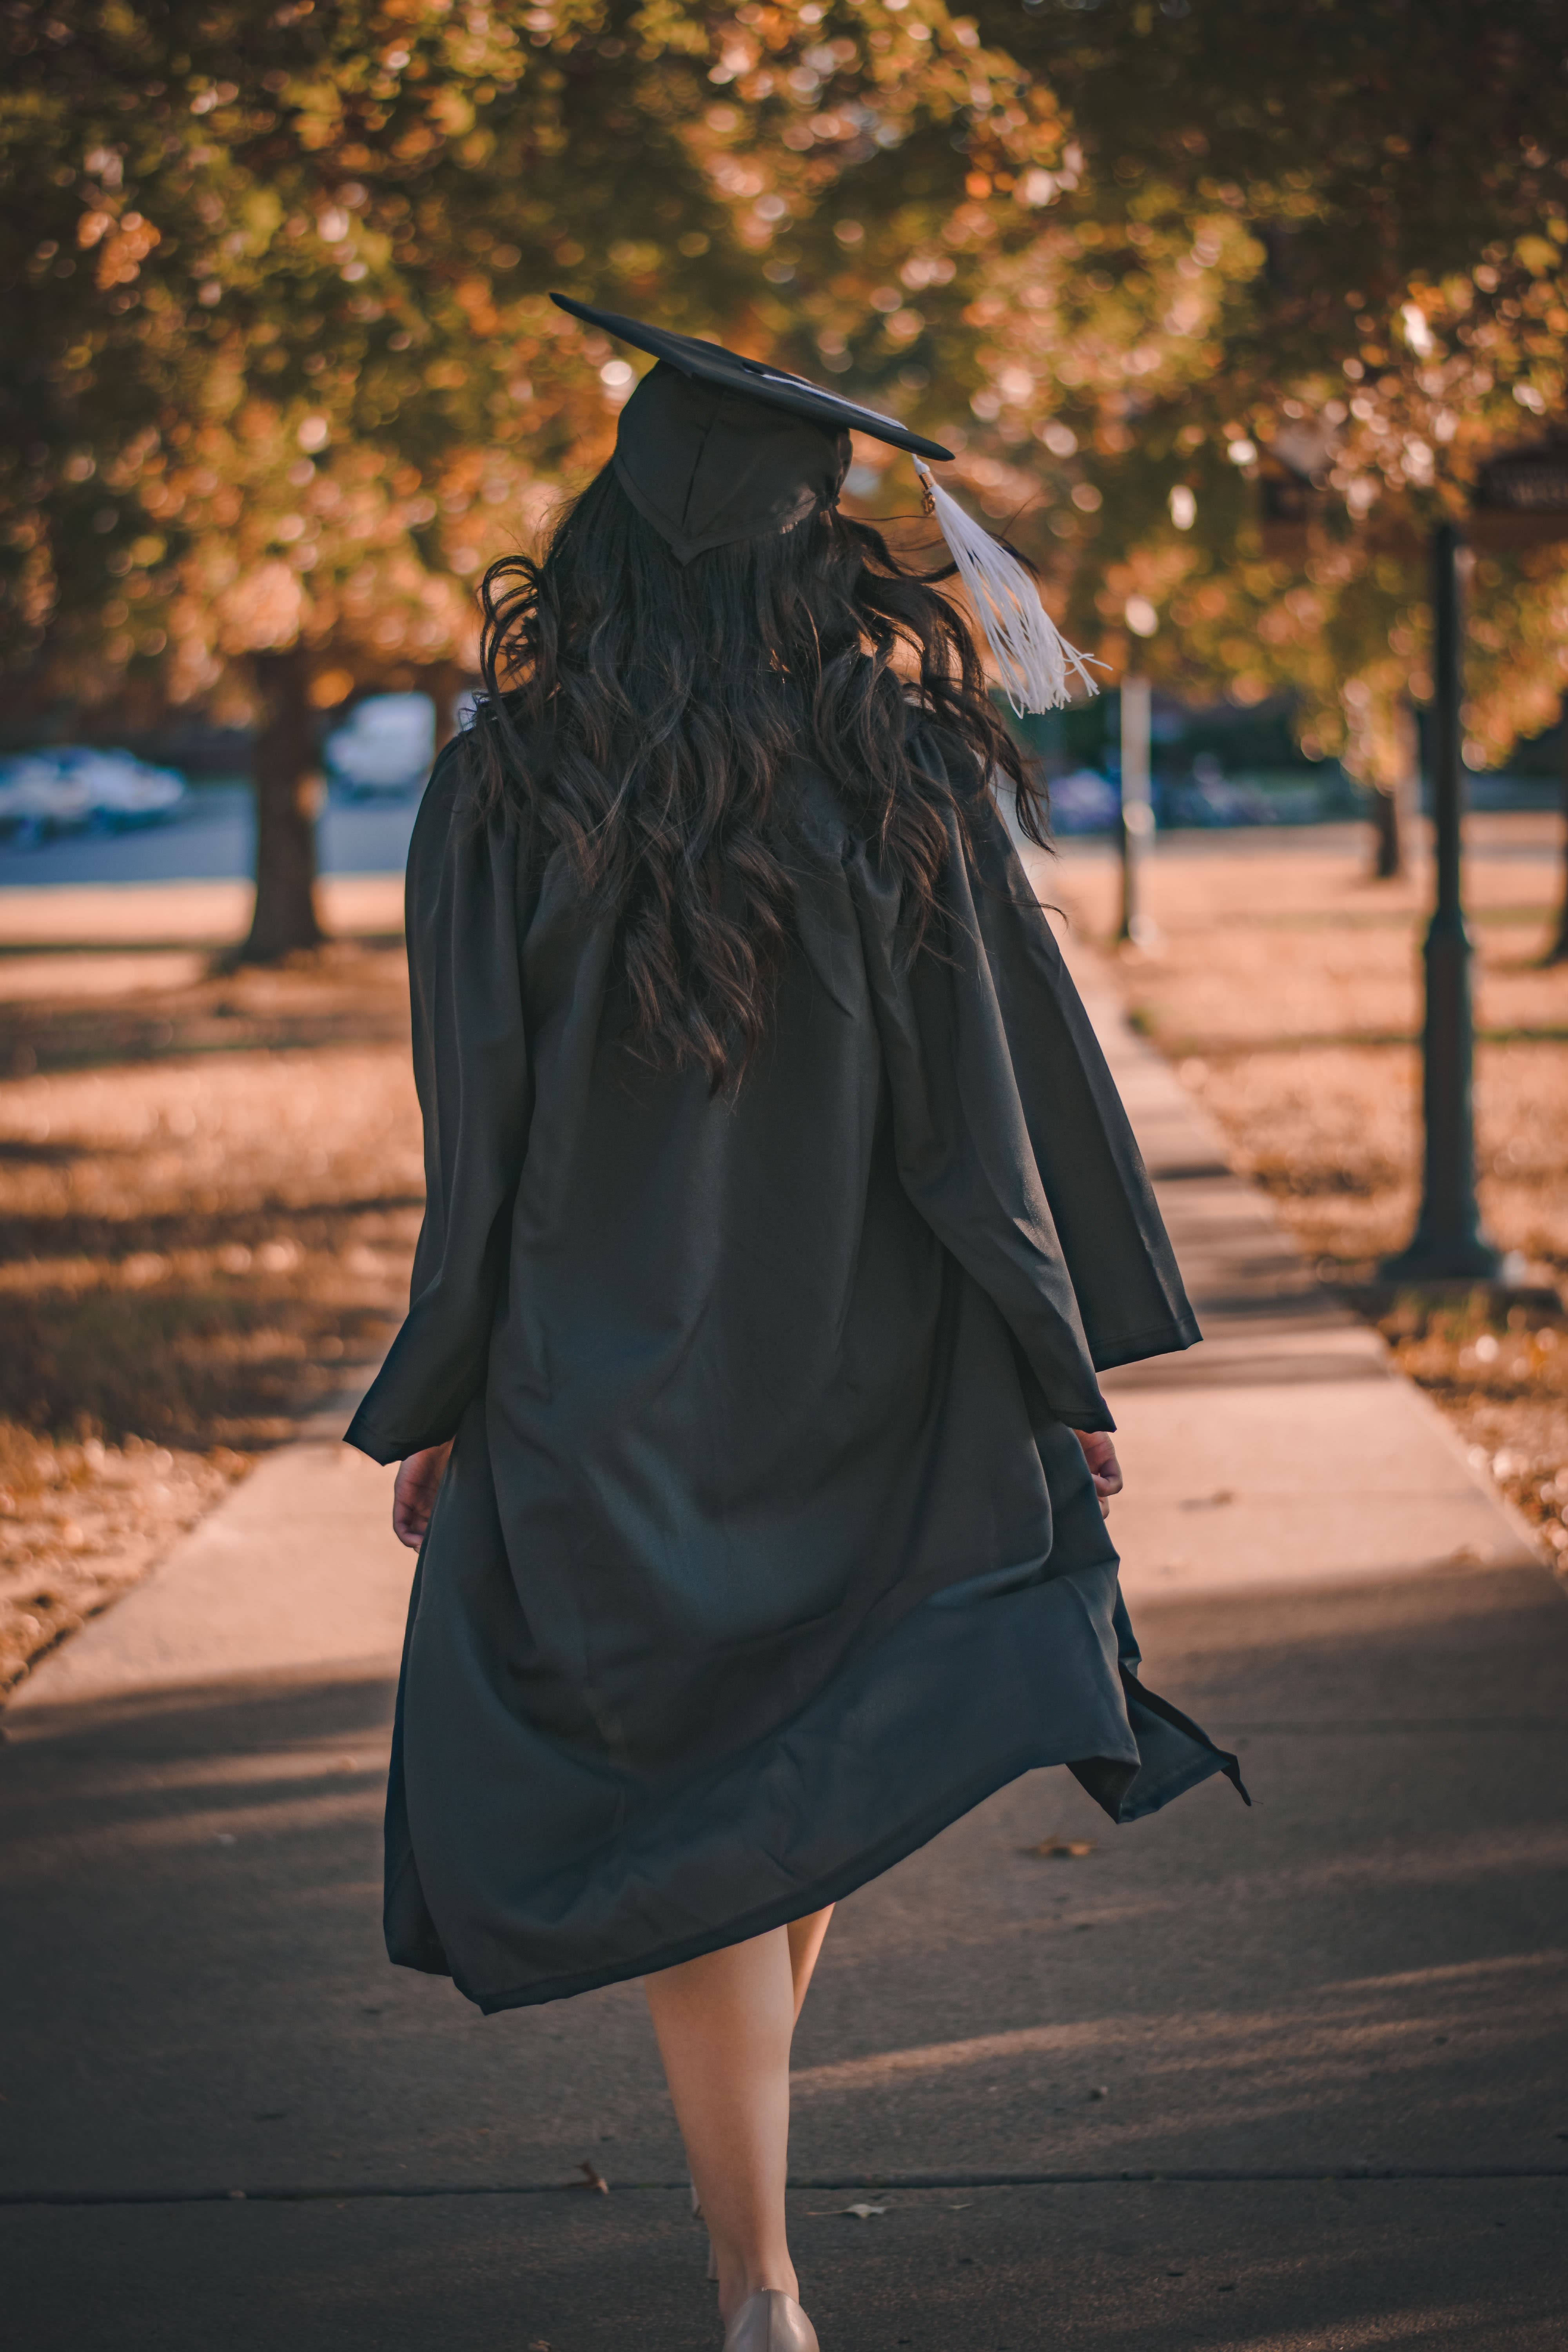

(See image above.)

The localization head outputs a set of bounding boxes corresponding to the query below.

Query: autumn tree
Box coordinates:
[2,2,724,951]
[1,0,1033,954]
[950,0,1568,884]
[13,0,1568,941]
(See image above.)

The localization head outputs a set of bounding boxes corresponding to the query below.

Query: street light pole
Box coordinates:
[1547,697,1568,965]
[1382,523,1511,1281]
[1118,673,1155,946]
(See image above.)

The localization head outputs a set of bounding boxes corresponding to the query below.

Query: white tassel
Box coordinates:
[914,459,1100,714]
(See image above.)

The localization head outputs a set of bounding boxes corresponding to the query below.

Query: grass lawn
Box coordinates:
[0,886,419,1695]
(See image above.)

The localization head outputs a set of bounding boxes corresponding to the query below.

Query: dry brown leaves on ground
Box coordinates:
[0,929,421,1696]
[1051,815,1568,1563]
[0,1424,240,1697]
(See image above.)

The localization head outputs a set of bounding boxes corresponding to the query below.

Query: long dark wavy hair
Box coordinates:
[465,466,1047,1091]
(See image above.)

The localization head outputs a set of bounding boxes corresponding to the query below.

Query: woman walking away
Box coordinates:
[348,297,1246,2352]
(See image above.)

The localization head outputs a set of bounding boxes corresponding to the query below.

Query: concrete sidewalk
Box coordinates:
[1064,938,1542,1603]
[3,1392,407,1717]
[3,940,1565,2351]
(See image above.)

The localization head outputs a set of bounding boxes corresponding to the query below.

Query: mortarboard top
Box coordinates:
[550,292,955,463]
[548,292,1097,712]
[550,292,951,566]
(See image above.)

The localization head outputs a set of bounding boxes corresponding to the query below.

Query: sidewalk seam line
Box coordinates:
[7,2167,1568,2208]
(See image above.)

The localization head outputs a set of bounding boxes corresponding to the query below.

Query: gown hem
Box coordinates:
[463,1738,1107,2012]
[456,1722,1241,2015]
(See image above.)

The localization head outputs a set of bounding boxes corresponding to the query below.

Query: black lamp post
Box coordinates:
[1259,435,1568,1286]
[1381,443,1568,1282]
[1381,523,1510,1280]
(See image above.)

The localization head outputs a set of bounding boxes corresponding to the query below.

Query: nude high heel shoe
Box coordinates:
[721,2288,819,2352]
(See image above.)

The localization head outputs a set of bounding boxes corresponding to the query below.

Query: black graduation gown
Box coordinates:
[346,726,1245,2014]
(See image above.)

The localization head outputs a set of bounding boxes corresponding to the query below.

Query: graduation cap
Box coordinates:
[550,293,1097,712]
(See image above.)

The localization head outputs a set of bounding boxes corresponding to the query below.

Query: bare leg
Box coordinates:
[786,1904,835,2024]
[645,1928,799,2324]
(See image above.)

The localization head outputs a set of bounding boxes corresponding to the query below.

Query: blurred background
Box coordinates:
[2,0,1565,1693]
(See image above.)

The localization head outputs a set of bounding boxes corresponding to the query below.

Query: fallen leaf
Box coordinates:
[1021,1838,1095,1859]
[571,2160,609,2194]
[843,2202,887,2220]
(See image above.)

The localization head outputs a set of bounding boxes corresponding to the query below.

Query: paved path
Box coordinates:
[1065,940,1541,1602]
[3,929,1565,2350]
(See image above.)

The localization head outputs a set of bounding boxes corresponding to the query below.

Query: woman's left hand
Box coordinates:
[1074,1430,1124,1519]
[392,1441,454,1550]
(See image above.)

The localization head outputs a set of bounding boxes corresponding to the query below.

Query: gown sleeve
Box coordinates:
[344,740,534,1465]
[963,784,1201,1375]
[848,734,1198,1431]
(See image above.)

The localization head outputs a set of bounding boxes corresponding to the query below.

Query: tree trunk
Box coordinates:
[1368,783,1401,878]
[419,659,472,756]
[242,646,323,962]
[1546,701,1568,965]
[1367,699,1419,880]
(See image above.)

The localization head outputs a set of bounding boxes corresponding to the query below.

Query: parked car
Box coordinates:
[323,693,437,797]
[1155,755,1279,829]
[0,748,187,841]
[1045,767,1122,835]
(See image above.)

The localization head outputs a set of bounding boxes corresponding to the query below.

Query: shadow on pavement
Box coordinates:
[3,1566,1567,2349]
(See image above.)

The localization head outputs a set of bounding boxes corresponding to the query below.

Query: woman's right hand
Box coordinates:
[1074,1429,1124,1519]
[392,1441,454,1550]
